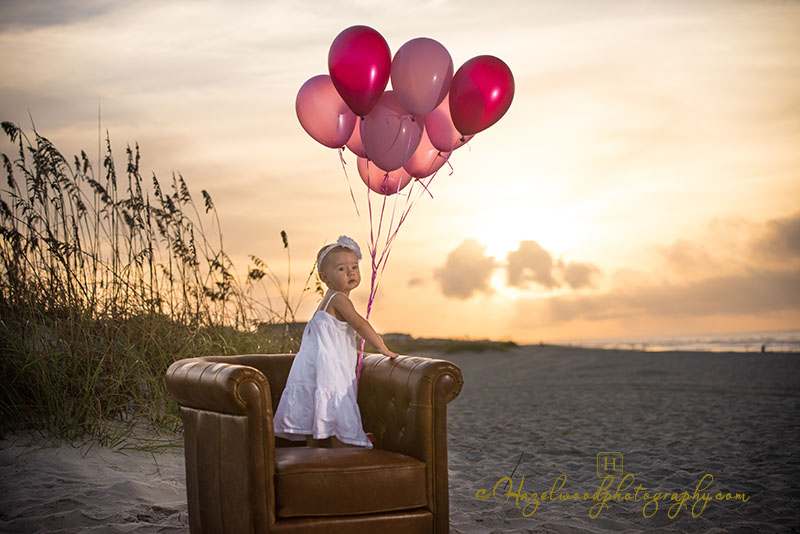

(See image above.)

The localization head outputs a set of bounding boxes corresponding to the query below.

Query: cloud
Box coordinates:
[434,239,496,299]
[0,0,115,30]
[659,238,721,279]
[520,268,800,325]
[561,261,601,289]
[506,240,558,288]
[506,240,601,290]
[434,238,602,299]
[654,212,800,283]
[754,211,800,260]
[514,212,800,327]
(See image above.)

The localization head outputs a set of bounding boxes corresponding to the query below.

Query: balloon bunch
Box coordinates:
[296,25,515,385]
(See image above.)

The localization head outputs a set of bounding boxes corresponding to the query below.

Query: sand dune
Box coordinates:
[2,345,799,533]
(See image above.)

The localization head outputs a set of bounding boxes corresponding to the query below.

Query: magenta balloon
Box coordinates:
[449,55,515,135]
[424,94,474,152]
[328,25,391,117]
[403,127,451,179]
[346,118,367,157]
[390,37,453,116]
[357,157,412,195]
[295,74,357,149]
[361,91,423,171]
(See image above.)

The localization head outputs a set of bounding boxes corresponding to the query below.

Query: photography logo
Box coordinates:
[596,451,623,478]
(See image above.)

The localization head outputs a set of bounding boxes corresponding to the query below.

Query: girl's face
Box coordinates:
[320,249,361,292]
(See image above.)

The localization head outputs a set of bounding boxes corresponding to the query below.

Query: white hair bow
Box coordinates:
[318,235,362,268]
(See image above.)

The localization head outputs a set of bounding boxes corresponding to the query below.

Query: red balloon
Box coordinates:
[424,94,474,152]
[361,91,423,171]
[449,55,515,136]
[357,157,412,195]
[403,127,451,179]
[391,37,453,116]
[328,25,391,117]
[295,74,357,149]
[346,118,367,158]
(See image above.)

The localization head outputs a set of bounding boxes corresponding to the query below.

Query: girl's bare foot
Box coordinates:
[366,432,377,446]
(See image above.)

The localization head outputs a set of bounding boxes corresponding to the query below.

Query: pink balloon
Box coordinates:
[449,55,515,135]
[346,118,366,158]
[424,94,474,152]
[328,25,391,117]
[390,37,453,116]
[361,91,423,171]
[357,157,412,195]
[403,127,451,179]
[295,74,357,149]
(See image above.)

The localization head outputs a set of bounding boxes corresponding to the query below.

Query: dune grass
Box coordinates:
[0,121,320,449]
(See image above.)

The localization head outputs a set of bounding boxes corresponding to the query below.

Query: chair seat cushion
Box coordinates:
[274,447,427,518]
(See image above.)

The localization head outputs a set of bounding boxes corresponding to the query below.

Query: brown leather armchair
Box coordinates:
[165,353,463,533]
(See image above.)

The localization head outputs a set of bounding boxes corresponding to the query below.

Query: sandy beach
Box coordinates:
[2,345,799,533]
[442,345,800,533]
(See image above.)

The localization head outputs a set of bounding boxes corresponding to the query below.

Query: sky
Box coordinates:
[1,0,798,344]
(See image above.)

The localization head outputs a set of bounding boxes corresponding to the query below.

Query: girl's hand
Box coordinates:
[384,349,399,359]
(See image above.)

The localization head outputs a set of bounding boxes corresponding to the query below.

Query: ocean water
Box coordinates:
[572,329,800,353]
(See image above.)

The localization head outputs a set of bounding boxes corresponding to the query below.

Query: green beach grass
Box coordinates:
[0,122,319,449]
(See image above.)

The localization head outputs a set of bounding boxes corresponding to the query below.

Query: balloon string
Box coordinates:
[338,147,362,220]
[417,177,434,199]
[375,184,388,250]
[372,180,410,296]
[438,149,454,175]
[356,123,428,389]
[357,171,398,389]
[356,174,433,389]
[366,125,417,300]
[369,123,417,286]
[366,166,376,260]
[369,170,405,300]
[373,175,424,294]
[357,184,382,392]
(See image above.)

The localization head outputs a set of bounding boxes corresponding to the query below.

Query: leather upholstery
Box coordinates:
[166,353,463,533]
[275,447,427,517]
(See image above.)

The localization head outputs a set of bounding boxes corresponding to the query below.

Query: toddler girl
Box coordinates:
[273,235,398,448]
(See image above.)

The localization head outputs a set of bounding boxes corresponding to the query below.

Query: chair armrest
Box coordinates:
[165,357,271,415]
[358,354,463,450]
[357,354,463,534]
[165,357,275,532]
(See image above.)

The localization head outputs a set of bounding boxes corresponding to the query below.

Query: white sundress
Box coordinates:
[273,291,373,448]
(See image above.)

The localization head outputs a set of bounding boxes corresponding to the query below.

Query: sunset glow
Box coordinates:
[1,0,798,344]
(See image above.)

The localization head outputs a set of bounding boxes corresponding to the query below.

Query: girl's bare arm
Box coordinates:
[330,294,398,358]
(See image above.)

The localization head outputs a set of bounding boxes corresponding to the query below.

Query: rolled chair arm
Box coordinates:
[357,354,463,534]
[165,356,275,532]
[165,357,272,415]
[358,354,463,450]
